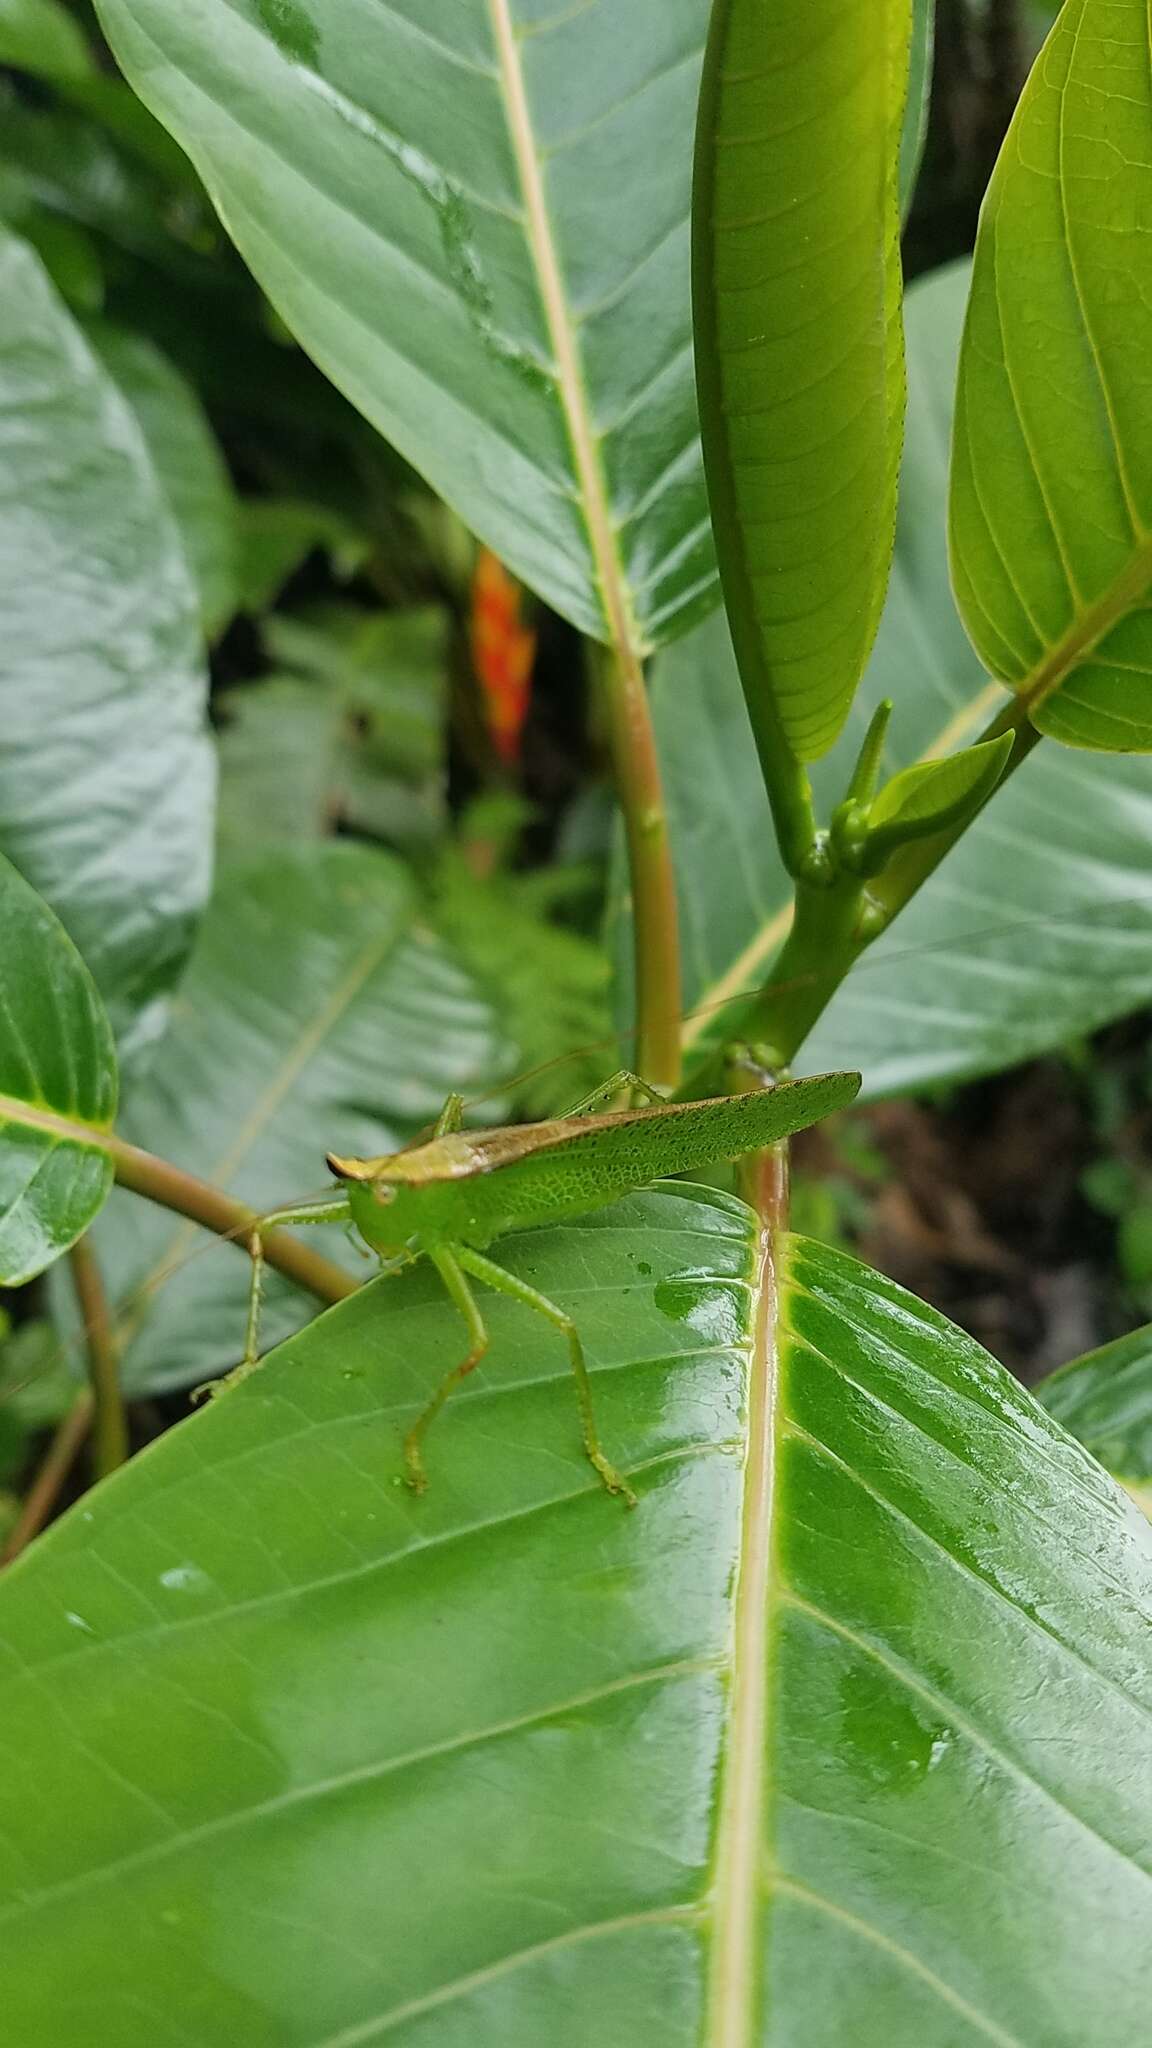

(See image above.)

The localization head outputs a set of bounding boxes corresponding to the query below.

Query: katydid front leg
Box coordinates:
[193,1197,351,1401]
[405,1245,637,1507]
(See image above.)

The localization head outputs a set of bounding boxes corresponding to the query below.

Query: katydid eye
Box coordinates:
[371,1183,396,1206]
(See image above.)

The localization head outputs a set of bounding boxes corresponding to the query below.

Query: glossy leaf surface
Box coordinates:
[693,0,909,761]
[952,0,1152,751]
[94,0,717,650]
[626,263,1152,1097]
[75,844,511,1397]
[1038,1326,1152,1508]
[89,322,239,638]
[0,230,215,1030]
[3,1211,1151,2040]
[0,857,116,1285]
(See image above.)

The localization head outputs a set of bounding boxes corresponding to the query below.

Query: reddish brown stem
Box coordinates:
[105,1135,357,1305]
[598,643,683,1091]
[1,1393,93,1566]
[68,1238,127,1479]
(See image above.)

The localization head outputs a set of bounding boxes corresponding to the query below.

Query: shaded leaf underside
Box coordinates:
[94,0,718,650]
[0,230,214,1034]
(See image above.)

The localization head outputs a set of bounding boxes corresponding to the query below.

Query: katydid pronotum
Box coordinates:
[202,1065,861,1505]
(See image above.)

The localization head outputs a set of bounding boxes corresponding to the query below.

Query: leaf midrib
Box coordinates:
[1016,532,1152,721]
[487,0,640,661]
[706,1191,781,2042]
[0,1091,111,1147]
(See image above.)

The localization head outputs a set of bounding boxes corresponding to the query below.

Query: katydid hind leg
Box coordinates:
[560,1068,666,1118]
[455,1247,637,1507]
[192,1197,352,1403]
[403,1246,490,1493]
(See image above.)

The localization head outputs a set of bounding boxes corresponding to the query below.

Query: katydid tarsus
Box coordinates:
[200,1066,861,1504]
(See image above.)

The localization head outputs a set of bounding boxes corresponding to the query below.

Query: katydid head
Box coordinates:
[326,1152,421,1257]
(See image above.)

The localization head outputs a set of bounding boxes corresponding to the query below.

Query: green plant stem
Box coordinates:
[68,1237,127,1479]
[597,642,683,1091]
[681,693,1042,1094]
[105,1135,358,1305]
[0,1392,92,1566]
[0,1091,359,1308]
[867,696,1042,922]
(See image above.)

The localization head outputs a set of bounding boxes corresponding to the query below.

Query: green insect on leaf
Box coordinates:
[205,1069,861,1504]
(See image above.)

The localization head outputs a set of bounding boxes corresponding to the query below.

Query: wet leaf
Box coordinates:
[2,1215,1149,2039]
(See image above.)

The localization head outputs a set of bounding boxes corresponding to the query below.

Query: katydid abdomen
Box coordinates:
[332,1070,860,1258]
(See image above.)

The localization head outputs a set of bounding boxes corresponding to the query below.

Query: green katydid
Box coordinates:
[205,1065,861,1505]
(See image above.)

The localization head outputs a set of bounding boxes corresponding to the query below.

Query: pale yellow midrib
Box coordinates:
[486,0,639,659]
[706,1209,780,2043]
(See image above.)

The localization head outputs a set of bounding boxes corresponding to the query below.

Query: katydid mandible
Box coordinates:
[210,1066,861,1505]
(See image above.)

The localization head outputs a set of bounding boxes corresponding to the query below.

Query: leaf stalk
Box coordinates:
[680,692,1042,1092]
[68,1237,127,1480]
[597,642,684,1090]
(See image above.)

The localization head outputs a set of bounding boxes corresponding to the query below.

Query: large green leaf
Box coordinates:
[623,262,1152,1098]
[88,322,240,639]
[93,0,718,651]
[1037,1326,1152,1512]
[3,1207,1150,2039]
[0,856,117,1285]
[72,843,512,1397]
[951,0,1152,751]
[693,0,909,763]
[0,230,215,1031]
